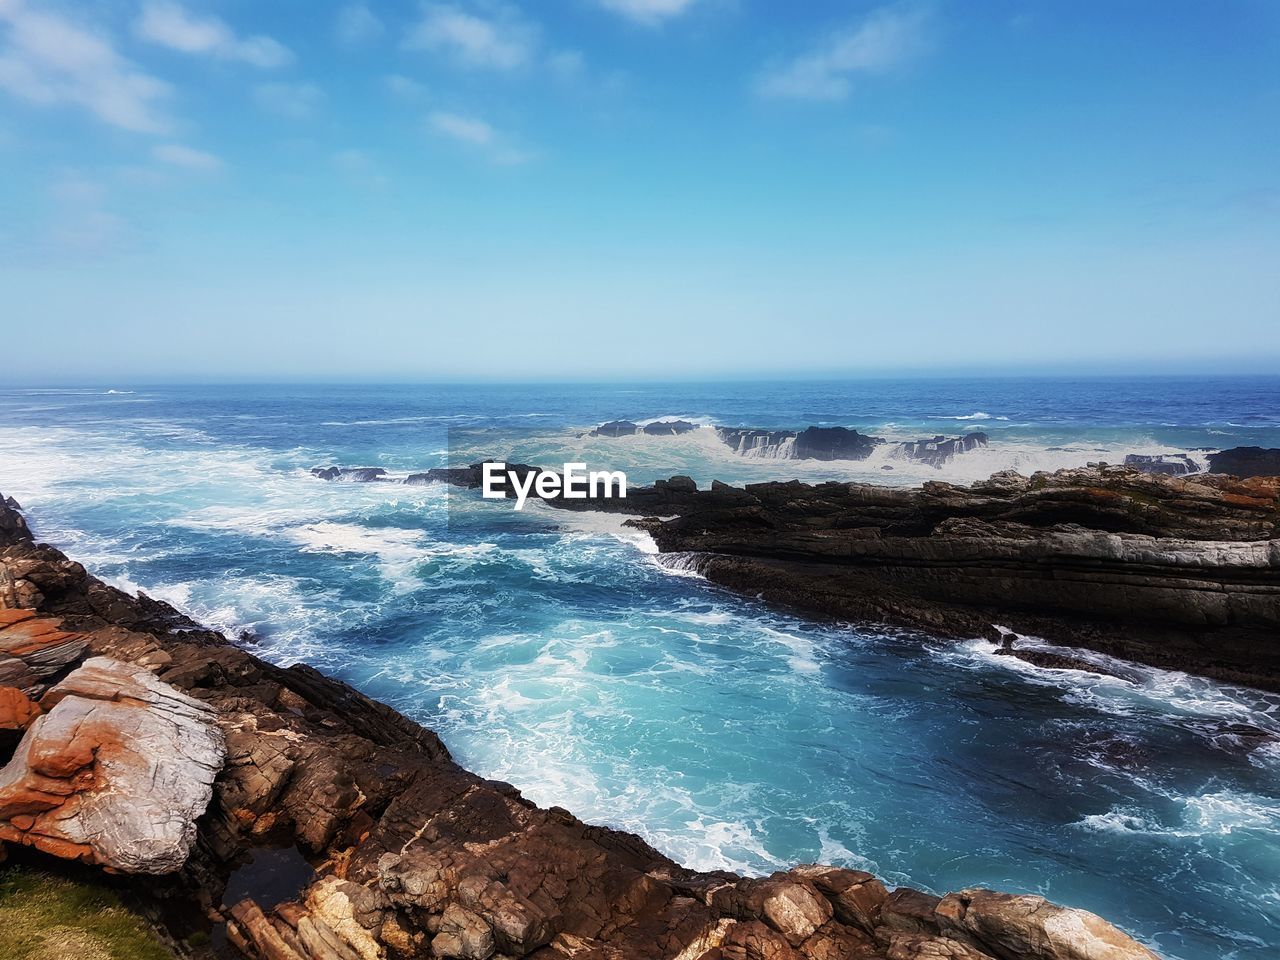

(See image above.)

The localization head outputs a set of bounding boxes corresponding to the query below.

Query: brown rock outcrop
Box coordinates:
[0,607,87,693]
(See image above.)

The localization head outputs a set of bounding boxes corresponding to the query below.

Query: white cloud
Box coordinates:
[428,109,535,165]
[757,2,935,102]
[254,82,322,119]
[135,2,292,69]
[385,73,427,99]
[0,0,170,133]
[336,4,384,46]
[406,3,536,70]
[429,110,494,145]
[153,143,223,172]
[597,0,699,25]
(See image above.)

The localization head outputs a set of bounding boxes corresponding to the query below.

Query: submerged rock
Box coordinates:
[311,466,387,482]
[0,656,225,873]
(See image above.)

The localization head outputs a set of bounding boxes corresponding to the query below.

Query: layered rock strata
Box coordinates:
[421,463,1280,690]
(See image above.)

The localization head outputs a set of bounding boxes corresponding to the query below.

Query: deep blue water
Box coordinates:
[2,377,1279,959]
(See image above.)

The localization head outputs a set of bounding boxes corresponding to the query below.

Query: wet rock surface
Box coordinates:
[0,492,1166,957]
[421,462,1280,691]
[1207,446,1280,478]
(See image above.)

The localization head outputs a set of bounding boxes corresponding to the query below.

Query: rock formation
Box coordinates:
[0,491,1167,957]
[1123,454,1199,476]
[0,656,225,873]
[585,420,699,437]
[419,462,1280,691]
[897,433,988,469]
[1207,446,1280,478]
[311,467,389,482]
[716,426,885,461]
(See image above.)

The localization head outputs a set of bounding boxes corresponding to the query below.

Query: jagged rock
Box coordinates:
[306,877,388,960]
[1207,446,1280,478]
[792,865,888,933]
[935,889,1161,960]
[432,902,496,959]
[712,875,834,946]
[882,934,997,959]
[899,433,989,468]
[656,475,698,493]
[878,889,942,937]
[0,656,225,873]
[644,420,699,436]
[312,466,387,482]
[1123,454,1198,477]
[721,919,801,959]
[229,898,306,960]
[0,609,88,694]
[0,686,41,731]
[590,420,641,438]
[718,426,885,461]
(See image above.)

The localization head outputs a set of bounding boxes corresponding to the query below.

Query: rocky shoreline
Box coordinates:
[0,491,1169,959]
[391,460,1280,692]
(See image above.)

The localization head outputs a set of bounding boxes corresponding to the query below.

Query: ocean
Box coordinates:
[2,376,1279,959]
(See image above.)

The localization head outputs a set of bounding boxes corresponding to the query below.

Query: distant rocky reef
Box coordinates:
[581,419,994,468]
[585,419,700,437]
[0,493,1165,960]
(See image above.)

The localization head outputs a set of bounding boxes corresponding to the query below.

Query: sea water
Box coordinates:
[2,377,1279,959]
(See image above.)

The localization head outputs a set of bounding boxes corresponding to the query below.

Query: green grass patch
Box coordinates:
[0,863,173,960]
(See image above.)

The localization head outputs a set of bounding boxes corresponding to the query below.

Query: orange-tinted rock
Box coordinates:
[0,656,225,874]
[0,686,41,730]
[0,611,87,693]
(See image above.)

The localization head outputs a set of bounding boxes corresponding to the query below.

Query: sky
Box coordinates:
[0,0,1277,383]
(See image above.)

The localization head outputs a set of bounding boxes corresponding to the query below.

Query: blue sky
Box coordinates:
[0,0,1277,383]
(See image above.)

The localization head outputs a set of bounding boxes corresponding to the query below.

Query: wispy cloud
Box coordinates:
[596,0,700,25]
[428,109,533,164]
[406,3,536,71]
[254,82,322,119]
[153,143,223,172]
[335,4,384,46]
[757,2,936,102]
[385,73,427,99]
[429,109,495,145]
[135,2,292,69]
[0,0,170,133]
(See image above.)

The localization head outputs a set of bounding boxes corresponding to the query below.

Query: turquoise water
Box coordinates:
[2,378,1279,958]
